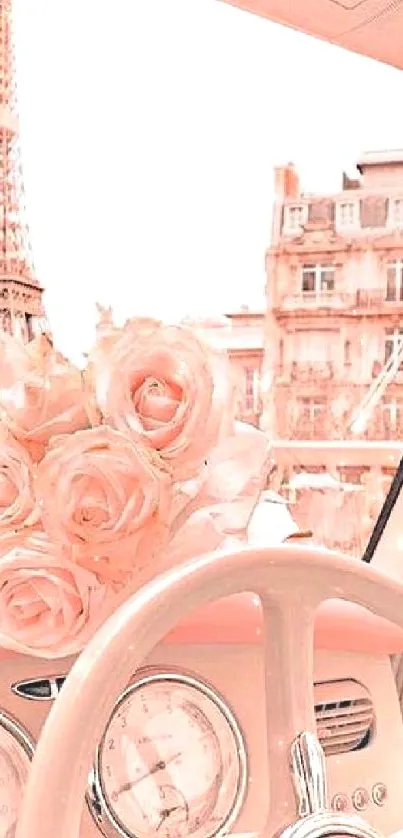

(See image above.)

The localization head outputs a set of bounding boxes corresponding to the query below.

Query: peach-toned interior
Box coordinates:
[7,544,403,838]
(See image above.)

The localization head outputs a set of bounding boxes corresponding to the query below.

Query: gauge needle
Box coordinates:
[156,806,184,830]
[116,752,182,796]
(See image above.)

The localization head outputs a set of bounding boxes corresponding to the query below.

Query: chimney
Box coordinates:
[274,163,300,201]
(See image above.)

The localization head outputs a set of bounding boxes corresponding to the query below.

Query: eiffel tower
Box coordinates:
[0,0,48,341]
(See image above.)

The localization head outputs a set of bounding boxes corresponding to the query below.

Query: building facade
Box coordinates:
[184,309,264,426]
[224,310,264,426]
[261,151,403,551]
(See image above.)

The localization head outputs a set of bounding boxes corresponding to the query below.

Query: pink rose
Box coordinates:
[89,317,234,479]
[0,531,108,658]
[0,429,40,532]
[0,333,91,460]
[35,426,172,583]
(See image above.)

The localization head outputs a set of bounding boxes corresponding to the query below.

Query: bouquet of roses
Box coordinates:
[0,312,271,660]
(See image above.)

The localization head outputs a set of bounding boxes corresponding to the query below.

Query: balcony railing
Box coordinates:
[279,415,403,441]
[355,288,403,309]
[278,291,354,311]
[278,362,335,385]
[275,287,403,313]
[275,400,403,441]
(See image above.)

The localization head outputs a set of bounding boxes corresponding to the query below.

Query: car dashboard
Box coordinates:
[1,594,403,838]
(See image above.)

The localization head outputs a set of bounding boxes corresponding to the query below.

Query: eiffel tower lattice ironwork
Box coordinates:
[0,0,47,341]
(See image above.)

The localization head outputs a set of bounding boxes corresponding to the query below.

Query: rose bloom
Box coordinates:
[0,531,108,659]
[0,333,91,460]
[89,317,233,480]
[35,426,172,583]
[0,429,40,531]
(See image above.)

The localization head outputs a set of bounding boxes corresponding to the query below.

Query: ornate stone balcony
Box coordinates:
[277,363,337,394]
[355,288,403,311]
[276,291,354,313]
[288,361,334,381]
[274,287,403,315]
[272,380,403,441]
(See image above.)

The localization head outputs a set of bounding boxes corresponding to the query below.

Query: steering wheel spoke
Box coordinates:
[260,596,319,834]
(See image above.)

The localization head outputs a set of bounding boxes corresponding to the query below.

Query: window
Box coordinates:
[344,340,352,366]
[384,327,403,371]
[245,367,254,411]
[297,398,326,436]
[301,264,335,295]
[385,259,403,302]
[278,338,284,372]
[244,367,260,412]
[299,397,325,422]
[389,199,403,226]
[337,202,357,228]
[26,313,33,341]
[383,399,403,431]
[284,205,306,232]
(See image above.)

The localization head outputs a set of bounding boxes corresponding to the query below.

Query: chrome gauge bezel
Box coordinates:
[0,709,35,836]
[87,670,248,838]
[279,811,384,838]
[0,711,35,760]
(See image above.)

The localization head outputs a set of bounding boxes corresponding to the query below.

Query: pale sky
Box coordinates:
[12,0,403,363]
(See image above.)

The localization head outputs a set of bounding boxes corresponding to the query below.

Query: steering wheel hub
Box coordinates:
[284,732,383,838]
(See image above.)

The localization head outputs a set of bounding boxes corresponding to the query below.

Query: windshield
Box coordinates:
[13,0,403,560]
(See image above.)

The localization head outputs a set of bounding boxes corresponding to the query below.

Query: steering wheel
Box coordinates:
[15,543,403,838]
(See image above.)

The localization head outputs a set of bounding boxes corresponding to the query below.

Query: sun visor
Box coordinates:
[220,0,403,70]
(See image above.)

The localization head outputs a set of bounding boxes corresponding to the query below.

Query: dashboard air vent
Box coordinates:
[314,679,374,756]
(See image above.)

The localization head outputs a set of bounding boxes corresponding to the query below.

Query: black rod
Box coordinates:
[362,455,403,563]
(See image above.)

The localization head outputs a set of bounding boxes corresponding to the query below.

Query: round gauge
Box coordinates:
[89,672,247,838]
[0,712,34,838]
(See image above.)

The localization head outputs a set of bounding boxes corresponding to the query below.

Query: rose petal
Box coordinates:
[0,429,40,532]
[35,426,172,583]
[0,531,110,659]
[0,333,93,456]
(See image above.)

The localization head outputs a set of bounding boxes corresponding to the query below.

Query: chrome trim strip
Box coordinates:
[0,710,35,759]
[11,676,65,702]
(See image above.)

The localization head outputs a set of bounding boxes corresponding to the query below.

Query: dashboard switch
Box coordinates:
[331,794,349,813]
[352,788,369,811]
[372,783,387,806]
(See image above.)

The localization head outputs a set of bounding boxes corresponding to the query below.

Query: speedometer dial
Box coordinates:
[88,672,247,838]
[0,713,34,838]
